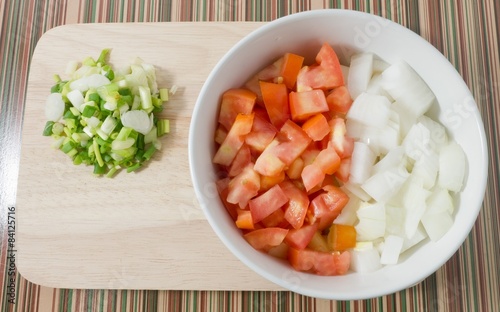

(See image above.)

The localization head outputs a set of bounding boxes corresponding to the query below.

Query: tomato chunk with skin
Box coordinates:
[260,81,290,129]
[335,157,351,183]
[280,53,305,89]
[329,117,354,159]
[289,90,329,122]
[218,89,256,130]
[302,113,330,141]
[308,185,350,230]
[216,178,238,221]
[288,248,351,276]
[285,223,318,250]
[235,208,254,230]
[254,139,287,177]
[244,227,289,251]
[281,180,310,229]
[245,113,277,154]
[213,113,254,166]
[228,144,251,177]
[227,163,260,208]
[272,120,312,166]
[249,184,289,223]
[296,43,344,92]
[326,86,353,115]
[261,208,288,228]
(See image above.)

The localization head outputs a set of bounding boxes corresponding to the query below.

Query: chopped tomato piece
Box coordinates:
[260,170,285,191]
[301,163,324,192]
[335,157,351,183]
[327,224,357,251]
[308,185,350,230]
[267,242,289,259]
[287,248,351,276]
[289,90,329,122]
[254,139,287,177]
[273,120,312,165]
[218,89,256,130]
[260,81,290,129]
[244,57,284,103]
[296,43,344,92]
[286,157,304,180]
[216,178,238,221]
[280,53,305,89]
[249,184,289,223]
[326,86,353,115]
[228,144,251,177]
[329,117,354,158]
[244,227,289,251]
[315,145,341,175]
[285,223,318,250]
[235,208,254,230]
[214,124,227,145]
[245,113,277,154]
[261,208,288,228]
[227,163,260,208]
[302,113,330,141]
[281,180,310,229]
[307,231,330,252]
[213,113,254,166]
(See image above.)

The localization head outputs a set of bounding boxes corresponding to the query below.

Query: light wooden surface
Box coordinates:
[16,22,282,290]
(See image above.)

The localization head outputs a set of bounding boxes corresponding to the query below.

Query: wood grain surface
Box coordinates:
[16,22,282,290]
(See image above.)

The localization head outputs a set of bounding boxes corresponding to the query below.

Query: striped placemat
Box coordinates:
[1,0,498,311]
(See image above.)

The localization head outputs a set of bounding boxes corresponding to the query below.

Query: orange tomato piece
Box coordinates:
[218,89,256,130]
[235,208,255,230]
[213,113,254,166]
[326,86,353,115]
[244,227,289,252]
[260,170,286,191]
[289,90,329,122]
[287,248,351,276]
[327,224,357,251]
[302,113,331,141]
[259,81,290,129]
[280,53,305,89]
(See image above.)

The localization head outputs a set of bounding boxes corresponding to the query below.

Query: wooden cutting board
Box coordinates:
[16,22,283,290]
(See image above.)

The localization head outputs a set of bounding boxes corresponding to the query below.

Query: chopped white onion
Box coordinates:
[347,53,374,99]
[45,92,65,122]
[438,142,466,192]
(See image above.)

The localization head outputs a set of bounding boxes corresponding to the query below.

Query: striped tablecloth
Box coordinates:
[1,1,498,311]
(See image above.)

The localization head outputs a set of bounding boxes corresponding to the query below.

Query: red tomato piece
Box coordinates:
[227,163,261,208]
[280,53,305,89]
[260,81,290,129]
[245,113,277,154]
[326,86,353,115]
[273,120,312,166]
[235,208,254,230]
[285,223,318,250]
[334,157,351,183]
[249,184,289,223]
[328,117,354,158]
[218,89,257,130]
[302,113,331,141]
[216,178,238,221]
[289,90,329,122]
[308,185,350,230]
[315,145,341,175]
[228,144,252,177]
[244,227,289,252]
[287,248,351,276]
[254,139,287,177]
[261,208,288,228]
[296,43,344,92]
[301,163,324,192]
[281,180,310,229]
[213,113,254,166]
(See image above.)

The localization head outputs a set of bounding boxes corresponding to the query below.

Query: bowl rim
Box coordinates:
[188,8,489,300]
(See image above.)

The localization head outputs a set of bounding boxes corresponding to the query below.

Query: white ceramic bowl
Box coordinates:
[188,9,488,300]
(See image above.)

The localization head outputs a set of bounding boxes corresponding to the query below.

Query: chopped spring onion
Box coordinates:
[43,49,175,177]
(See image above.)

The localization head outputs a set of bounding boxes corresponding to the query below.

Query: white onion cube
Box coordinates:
[438,142,466,192]
[380,235,404,265]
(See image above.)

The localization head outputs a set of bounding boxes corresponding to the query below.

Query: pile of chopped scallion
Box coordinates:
[43,49,176,177]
